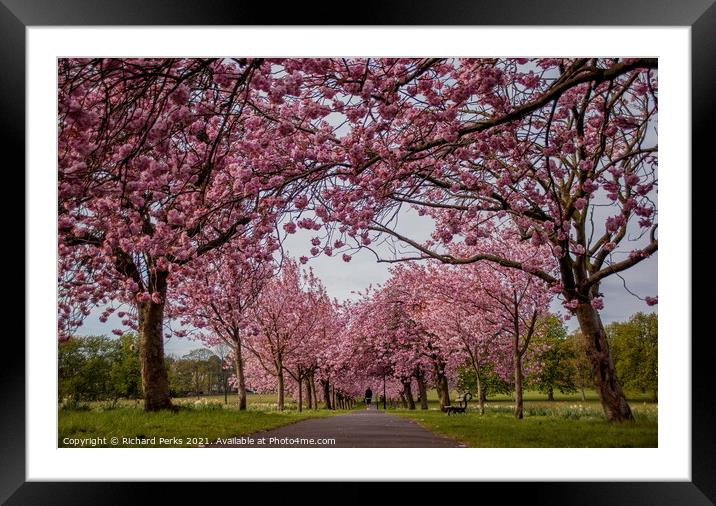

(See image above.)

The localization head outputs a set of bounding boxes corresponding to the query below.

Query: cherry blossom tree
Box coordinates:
[243,260,332,410]
[376,238,551,419]
[58,58,335,410]
[346,269,459,410]
[58,57,658,422]
[170,252,273,410]
[302,58,657,422]
[281,280,338,411]
[418,266,510,415]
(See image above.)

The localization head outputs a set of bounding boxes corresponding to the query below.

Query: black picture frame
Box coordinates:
[5,0,713,503]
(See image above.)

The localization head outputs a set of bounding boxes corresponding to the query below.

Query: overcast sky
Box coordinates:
[78,207,657,357]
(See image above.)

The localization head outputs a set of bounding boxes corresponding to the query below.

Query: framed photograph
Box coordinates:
[8,0,713,502]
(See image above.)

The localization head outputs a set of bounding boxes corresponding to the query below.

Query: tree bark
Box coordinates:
[321,379,332,409]
[416,370,429,410]
[547,386,554,402]
[305,375,313,409]
[399,391,407,408]
[137,297,172,411]
[297,374,303,412]
[310,373,318,410]
[223,367,228,404]
[277,368,285,410]
[471,361,485,415]
[434,362,451,410]
[575,302,634,422]
[233,342,247,410]
[402,381,415,409]
[513,341,524,419]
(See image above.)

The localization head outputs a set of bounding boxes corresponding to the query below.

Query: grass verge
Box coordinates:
[59,398,348,448]
[391,408,657,448]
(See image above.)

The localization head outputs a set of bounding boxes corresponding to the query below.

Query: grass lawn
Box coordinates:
[59,389,657,448]
[392,410,657,447]
[59,393,349,448]
[388,389,657,448]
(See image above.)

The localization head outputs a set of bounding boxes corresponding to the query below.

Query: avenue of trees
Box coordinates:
[58,58,658,421]
[60,312,658,410]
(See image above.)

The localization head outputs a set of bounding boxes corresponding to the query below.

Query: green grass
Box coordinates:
[59,389,657,448]
[392,409,657,447]
[59,393,350,448]
[381,389,657,447]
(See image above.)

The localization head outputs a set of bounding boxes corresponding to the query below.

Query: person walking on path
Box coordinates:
[364,387,373,408]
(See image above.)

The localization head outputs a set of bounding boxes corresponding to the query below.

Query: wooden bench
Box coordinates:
[442,393,472,415]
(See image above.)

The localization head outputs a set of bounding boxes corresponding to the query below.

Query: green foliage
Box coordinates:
[565,330,593,399]
[59,334,141,402]
[166,348,229,397]
[110,333,142,400]
[531,315,578,399]
[456,362,511,400]
[607,312,658,399]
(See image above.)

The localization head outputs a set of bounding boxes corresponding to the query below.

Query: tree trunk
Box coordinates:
[434,362,451,410]
[223,368,228,404]
[575,302,634,422]
[398,390,407,408]
[321,379,332,409]
[332,385,336,410]
[513,342,524,419]
[580,386,586,401]
[403,381,415,409]
[297,374,303,412]
[137,297,172,411]
[310,374,318,410]
[234,343,247,411]
[547,386,554,402]
[277,369,285,410]
[416,371,429,410]
[305,375,313,409]
[471,361,485,415]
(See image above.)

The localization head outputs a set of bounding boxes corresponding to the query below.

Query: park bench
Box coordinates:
[442,393,472,415]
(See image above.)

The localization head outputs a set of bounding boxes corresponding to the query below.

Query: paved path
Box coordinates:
[210,408,463,448]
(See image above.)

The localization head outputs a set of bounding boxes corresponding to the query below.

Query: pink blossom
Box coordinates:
[294,195,309,209]
[591,297,604,310]
[645,296,658,306]
[582,179,599,194]
[563,299,579,311]
[167,209,184,226]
